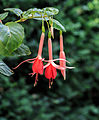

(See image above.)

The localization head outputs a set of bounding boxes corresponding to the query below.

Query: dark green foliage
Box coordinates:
[0,12,8,20]
[0,22,24,55]
[0,0,99,120]
[0,60,14,76]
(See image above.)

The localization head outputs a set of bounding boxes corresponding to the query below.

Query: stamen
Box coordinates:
[51,79,53,85]
[34,73,38,87]
[29,72,35,77]
[49,79,51,88]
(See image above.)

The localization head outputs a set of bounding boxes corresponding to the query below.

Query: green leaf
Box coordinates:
[0,12,8,20]
[12,44,31,56]
[22,11,32,20]
[22,8,49,21]
[22,7,59,21]
[0,60,14,76]
[43,7,59,15]
[27,8,43,14]
[4,8,23,17]
[33,13,49,21]
[51,19,66,32]
[0,22,24,55]
[22,8,43,20]
[0,40,8,56]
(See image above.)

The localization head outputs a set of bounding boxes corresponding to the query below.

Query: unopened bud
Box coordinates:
[42,25,45,33]
[50,26,54,39]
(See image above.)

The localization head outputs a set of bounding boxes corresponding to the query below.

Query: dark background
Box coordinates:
[0,0,99,120]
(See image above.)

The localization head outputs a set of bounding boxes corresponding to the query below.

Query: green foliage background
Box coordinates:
[0,0,99,120]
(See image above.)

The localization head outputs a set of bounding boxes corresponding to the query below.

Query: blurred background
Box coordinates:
[0,0,99,120]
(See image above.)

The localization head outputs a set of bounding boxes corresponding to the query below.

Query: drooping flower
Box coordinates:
[13,31,45,86]
[44,34,68,88]
[29,56,44,86]
[44,60,66,88]
[44,31,74,88]
[45,63,57,80]
[59,31,66,80]
[59,31,75,80]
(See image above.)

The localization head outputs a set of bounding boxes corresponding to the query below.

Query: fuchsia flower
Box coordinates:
[59,31,74,80]
[13,32,45,86]
[59,32,66,80]
[50,25,54,38]
[44,35,69,88]
[13,27,74,88]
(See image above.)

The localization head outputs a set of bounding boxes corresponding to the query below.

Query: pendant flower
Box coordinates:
[29,56,44,86]
[59,31,74,80]
[44,35,69,88]
[13,32,45,86]
[59,31,66,80]
[13,23,74,88]
[44,60,66,88]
